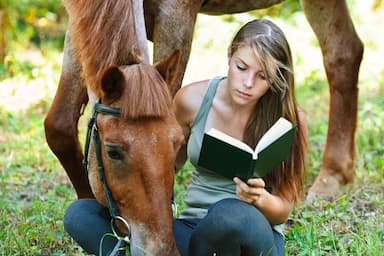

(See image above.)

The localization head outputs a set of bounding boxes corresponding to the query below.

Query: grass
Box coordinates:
[0,103,81,255]
[1,2,384,255]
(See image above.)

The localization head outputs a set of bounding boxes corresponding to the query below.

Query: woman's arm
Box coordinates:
[173,90,190,171]
[234,177,293,224]
[172,80,209,171]
[234,108,308,224]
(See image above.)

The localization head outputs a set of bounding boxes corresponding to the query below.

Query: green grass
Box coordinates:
[1,4,384,255]
[0,103,80,255]
[1,63,383,255]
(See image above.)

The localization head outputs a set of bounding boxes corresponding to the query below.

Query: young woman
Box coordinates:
[172,18,307,256]
[64,18,307,256]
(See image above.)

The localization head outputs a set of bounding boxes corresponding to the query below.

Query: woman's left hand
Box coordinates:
[233,177,270,207]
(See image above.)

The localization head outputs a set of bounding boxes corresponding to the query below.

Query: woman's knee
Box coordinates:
[204,199,275,242]
[64,199,106,234]
[209,199,269,227]
[188,199,280,255]
[209,198,256,215]
[64,199,117,255]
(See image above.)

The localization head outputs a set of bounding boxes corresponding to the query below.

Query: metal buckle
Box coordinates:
[111,215,131,241]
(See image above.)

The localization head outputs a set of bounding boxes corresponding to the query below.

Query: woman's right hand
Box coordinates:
[234,177,268,206]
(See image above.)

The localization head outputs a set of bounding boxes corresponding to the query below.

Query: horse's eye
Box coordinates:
[105,144,124,160]
[107,149,123,160]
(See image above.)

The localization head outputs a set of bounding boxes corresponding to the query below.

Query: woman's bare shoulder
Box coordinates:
[174,80,210,113]
[173,80,210,127]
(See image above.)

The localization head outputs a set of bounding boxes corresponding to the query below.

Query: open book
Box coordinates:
[198,117,296,180]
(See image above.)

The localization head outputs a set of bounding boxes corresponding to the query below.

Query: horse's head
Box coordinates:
[86,50,183,256]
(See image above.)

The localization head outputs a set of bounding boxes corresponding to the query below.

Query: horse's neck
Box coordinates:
[65,0,150,96]
[132,0,149,63]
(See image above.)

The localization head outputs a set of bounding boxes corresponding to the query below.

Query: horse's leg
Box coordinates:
[145,0,203,96]
[301,0,363,199]
[44,29,93,199]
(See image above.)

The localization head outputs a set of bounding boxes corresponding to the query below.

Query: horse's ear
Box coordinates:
[101,65,124,103]
[154,48,181,97]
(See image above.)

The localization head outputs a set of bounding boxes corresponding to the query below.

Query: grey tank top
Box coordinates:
[181,76,238,219]
[180,76,284,235]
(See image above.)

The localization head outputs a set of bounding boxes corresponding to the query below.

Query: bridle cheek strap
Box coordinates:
[83,100,131,239]
[92,124,119,218]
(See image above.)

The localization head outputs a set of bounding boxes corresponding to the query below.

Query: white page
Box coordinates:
[206,128,254,154]
[254,117,293,155]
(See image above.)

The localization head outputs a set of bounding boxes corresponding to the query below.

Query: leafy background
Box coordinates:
[0,0,383,255]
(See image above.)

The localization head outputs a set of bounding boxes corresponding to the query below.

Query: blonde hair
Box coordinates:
[230,19,306,203]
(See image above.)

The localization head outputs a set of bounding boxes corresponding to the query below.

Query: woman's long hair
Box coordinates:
[229,19,307,203]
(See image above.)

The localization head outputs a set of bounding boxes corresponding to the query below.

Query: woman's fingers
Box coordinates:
[246,177,265,188]
[234,177,265,205]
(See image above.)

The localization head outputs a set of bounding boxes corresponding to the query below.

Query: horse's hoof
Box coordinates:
[306,174,340,203]
[306,191,336,203]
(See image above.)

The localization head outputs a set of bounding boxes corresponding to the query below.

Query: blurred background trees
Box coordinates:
[0,0,66,77]
[0,0,383,80]
[0,0,304,79]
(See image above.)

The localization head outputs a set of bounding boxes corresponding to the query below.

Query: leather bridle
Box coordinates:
[83,100,132,242]
[82,99,178,255]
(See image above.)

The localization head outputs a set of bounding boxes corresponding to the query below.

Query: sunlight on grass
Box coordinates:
[0,49,62,112]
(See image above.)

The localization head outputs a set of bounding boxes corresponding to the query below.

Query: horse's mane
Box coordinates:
[65,0,141,95]
[119,64,173,119]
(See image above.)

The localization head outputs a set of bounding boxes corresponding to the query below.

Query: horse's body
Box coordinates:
[44,0,362,254]
[44,0,182,254]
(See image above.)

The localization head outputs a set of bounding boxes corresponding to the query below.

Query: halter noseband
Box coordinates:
[83,100,131,240]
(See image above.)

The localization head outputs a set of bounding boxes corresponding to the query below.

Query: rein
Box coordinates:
[83,100,132,252]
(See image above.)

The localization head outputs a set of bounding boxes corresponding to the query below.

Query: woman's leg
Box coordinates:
[273,231,285,256]
[188,198,283,256]
[64,199,125,255]
[174,218,200,256]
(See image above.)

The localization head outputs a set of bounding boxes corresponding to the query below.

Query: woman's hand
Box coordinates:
[233,177,270,207]
[233,177,293,224]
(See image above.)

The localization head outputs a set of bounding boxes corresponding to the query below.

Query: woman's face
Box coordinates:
[227,46,272,106]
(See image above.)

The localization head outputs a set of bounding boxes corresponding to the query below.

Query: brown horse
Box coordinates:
[44,0,182,255]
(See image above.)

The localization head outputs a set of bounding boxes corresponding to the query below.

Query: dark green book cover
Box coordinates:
[198,118,296,181]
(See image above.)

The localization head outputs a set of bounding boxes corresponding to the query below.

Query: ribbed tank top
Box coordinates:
[181,76,238,219]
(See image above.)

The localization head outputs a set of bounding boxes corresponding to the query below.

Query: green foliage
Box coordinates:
[252,0,301,19]
[174,161,193,213]
[1,0,66,79]
[217,0,302,26]
[233,0,302,22]
[5,0,66,47]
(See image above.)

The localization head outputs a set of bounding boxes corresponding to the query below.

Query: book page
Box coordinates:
[206,128,254,154]
[255,118,293,155]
